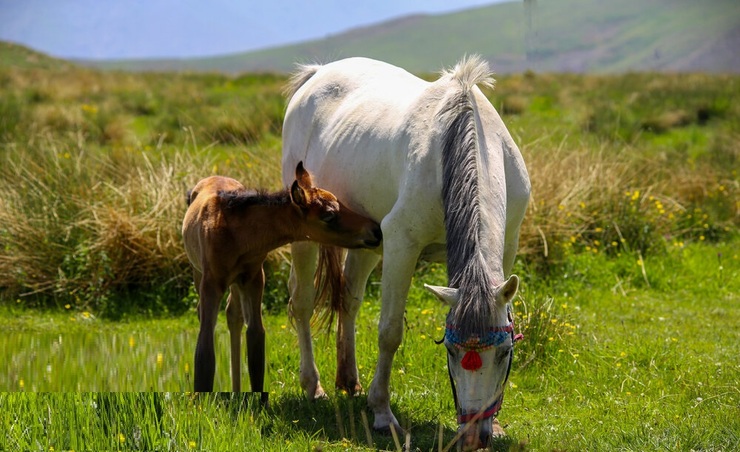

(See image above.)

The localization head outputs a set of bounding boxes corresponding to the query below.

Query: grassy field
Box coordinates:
[1,50,738,450]
[2,242,738,450]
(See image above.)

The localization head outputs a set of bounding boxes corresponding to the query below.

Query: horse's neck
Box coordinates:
[475,160,507,282]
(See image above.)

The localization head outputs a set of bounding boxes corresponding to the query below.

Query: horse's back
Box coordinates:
[283,58,442,219]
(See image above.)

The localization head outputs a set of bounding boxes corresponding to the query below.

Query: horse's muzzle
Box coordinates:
[458,421,491,451]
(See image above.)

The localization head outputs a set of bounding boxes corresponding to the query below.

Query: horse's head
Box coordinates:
[425,275,520,451]
[290,161,382,249]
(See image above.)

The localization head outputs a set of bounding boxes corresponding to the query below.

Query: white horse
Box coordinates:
[282,55,530,450]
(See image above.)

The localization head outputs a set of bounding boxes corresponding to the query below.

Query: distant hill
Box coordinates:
[43,0,740,74]
[0,41,75,70]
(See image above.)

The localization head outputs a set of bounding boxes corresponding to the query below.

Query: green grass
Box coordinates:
[2,241,738,450]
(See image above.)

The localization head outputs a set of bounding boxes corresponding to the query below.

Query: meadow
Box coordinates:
[0,50,738,450]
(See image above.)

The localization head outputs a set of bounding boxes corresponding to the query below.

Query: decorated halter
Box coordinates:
[443,309,523,424]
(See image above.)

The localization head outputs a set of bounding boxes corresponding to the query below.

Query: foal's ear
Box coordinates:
[290,180,309,209]
[295,161,314,188]
[496,275,519,304]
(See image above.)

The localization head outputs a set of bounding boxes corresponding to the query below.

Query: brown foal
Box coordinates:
[182,162,382,393]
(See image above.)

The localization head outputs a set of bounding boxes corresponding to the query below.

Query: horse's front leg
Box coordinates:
[367,233,420,435]
[336,249,381,395]
[289,242,325,399]
[225,291,244,392]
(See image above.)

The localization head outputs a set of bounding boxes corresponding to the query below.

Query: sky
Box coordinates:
[0,0,511,60]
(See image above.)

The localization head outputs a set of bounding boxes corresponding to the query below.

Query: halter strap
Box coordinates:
[456,395,504,424]
[445,322,514,351]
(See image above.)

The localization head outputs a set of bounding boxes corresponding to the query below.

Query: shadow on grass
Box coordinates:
[92,392,522,451]
[262,392,518,452]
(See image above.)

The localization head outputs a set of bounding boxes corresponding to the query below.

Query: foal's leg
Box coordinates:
[288,242,325,398]
[225,291,244,392]
[238,265,266,393]
[336,249,380,395]
[194,273,226,392]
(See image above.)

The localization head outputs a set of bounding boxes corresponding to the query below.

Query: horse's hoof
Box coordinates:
[374,423,406,439]
[491,417,506,437]
[310,385,328,400]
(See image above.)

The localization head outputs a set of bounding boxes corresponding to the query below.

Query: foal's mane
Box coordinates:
[218,188,291,210]
[436,55,497,337]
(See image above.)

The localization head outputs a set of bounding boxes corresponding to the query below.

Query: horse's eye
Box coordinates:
[496,346,513,364]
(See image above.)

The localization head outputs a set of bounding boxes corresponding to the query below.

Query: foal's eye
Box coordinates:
[321,212,337,223]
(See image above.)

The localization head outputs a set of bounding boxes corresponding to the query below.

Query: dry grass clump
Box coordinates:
[520,137,737,265]
[0,137,197,314]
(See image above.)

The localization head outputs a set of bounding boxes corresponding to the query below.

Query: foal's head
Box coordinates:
[289,162,382,249]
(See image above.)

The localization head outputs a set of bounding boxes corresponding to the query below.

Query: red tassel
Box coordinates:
[461,350,482,371]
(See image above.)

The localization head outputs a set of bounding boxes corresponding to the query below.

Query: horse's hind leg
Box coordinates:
[288,241,325,399]
[336,249,380,395]
[225,290,244,392]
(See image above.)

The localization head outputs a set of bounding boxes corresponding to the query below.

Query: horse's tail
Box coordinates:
[312,245,346,332]
[284,63,322,101]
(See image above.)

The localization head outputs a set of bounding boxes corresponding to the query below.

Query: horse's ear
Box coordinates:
[290,180,309,209]
[497,275,519,304]
[424,284,459,307]
[295,161,314,188]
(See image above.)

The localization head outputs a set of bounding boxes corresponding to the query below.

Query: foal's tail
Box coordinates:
[312,245,346,332]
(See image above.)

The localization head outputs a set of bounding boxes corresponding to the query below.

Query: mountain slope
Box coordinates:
[0,41,75,70]
[83,0,740,74]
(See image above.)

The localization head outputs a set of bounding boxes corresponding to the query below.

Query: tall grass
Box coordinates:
[0,65,737,315]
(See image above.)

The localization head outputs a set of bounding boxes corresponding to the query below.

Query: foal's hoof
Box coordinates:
[336,380,363,396]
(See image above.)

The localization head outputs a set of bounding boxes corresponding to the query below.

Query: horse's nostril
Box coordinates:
[479,430,491,448]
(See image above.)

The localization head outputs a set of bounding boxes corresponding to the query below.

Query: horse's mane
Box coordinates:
[218,188,291,210]
[440,54,495,92]
[436,55,497,338]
